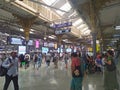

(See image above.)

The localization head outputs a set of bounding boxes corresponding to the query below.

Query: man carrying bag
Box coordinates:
[2,52,19,90]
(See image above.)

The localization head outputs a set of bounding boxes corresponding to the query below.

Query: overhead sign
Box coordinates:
[53,22,72,28]
[55,28,71,34]
[10,37,22,45]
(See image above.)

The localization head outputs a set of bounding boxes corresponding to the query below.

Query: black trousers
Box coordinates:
[3,74,19,90]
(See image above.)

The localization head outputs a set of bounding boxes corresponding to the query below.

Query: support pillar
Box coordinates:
[17,17,36,53]
[99,39,103,54]
[91,32,97,59]
[72,42,75,53]
[57,35,63,58]
[89,0,97,59]
[70,39,76,53]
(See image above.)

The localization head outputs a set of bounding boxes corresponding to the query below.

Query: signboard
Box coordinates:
[10,38,22,45]
[18,46,26,55]
[28,40,33,45]
[48,42,54,47]
[42,47,49,53]
[35,40,39,48]
[66,48,72,52]
[54,43,57,49]
[44,42,48,47]
[52,22,72,28]
[55,28,71,34]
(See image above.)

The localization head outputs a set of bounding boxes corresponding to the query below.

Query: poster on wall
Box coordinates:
[54,43,57,49]
[35,40,40,48]
[18,46,26,55]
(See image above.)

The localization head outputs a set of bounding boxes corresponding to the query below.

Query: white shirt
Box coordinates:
[2,56,18,77]
[24,54,30,61]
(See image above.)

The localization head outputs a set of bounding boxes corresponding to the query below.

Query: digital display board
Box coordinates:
[35,40,39,48]
[28,40,33,45]
[18,46,26,55]
[44,42,48,47]
[54,43,57,49]
[55,28,71,34]
[11,38,22,45]
[53,22,72,28]
[42,47,49,53]
[66,48,72,52]
[48,42,54,47]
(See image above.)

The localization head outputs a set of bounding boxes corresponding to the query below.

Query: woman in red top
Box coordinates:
[70,52,83,90]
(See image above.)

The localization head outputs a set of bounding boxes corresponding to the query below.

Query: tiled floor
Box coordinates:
[0,61,119,90]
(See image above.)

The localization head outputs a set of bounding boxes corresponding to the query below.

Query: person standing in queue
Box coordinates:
[2,52,19,90]
[70,52,83,90]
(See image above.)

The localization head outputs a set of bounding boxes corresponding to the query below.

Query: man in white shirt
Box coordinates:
[2,52,19,90]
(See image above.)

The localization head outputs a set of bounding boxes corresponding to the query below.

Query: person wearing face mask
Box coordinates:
[2,52,19,90]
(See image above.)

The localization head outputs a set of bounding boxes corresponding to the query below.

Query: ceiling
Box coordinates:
[0,0,120,47]
[70,0,120,46]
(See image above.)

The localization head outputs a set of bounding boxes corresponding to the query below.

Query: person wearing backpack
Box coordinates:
[24,53,30,69]
[2,52,19,90]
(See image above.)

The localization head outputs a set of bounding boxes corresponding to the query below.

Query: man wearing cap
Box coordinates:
[2,52,19,90]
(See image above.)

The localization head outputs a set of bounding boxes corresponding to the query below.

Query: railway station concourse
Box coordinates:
[0,0,120,90]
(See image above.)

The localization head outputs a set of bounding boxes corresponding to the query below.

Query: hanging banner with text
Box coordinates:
[55,28,71,34]
[52,22,72,28]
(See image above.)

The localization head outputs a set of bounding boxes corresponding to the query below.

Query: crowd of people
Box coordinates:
[18,52,71,70]
[70,50,119,90]
[0,49,119,90]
